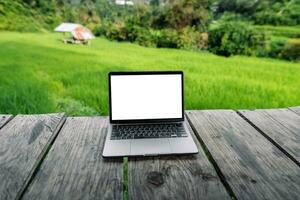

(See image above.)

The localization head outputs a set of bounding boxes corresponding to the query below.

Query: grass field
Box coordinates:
[0,32,300,116]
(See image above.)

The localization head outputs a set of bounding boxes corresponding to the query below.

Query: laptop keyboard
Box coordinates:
[111,123,187,140]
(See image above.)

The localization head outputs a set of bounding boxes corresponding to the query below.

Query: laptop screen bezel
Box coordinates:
[108,71,184,124]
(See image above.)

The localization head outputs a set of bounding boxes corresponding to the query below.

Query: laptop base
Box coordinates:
[102,121,198,157]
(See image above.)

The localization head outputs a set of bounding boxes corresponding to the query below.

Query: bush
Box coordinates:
[56,98,99,116]
[177,27,208,50]
[106,21,128,41]
[124,23,141,42]
[254,1,300,26]
[281,39,300,62]
[104,21,209,51]
[136,29,161,47]
[105,21,142,42]
[105,24,209,51]
[266,37,288,59]
[156,29,179,48]
[93,23,108,37]
[259,37,300,62]
[151,0,211,31]
[208,21,267,57]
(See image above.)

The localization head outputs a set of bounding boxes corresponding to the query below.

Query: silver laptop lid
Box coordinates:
[108,71,184,124]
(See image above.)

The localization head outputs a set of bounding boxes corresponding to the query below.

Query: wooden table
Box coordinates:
[0,107,299,200]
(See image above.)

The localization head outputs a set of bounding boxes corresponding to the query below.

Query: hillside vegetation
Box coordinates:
[0,0,58,31]
[0,32,299,115]
[0,1,299,115]
[1,0,299,61]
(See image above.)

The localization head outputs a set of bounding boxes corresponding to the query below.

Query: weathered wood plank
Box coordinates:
[0,113,66,200]
[186,110,300,200]
[0,115,13,129]
[289,106,300,116]
[128,120,231,200]
[239,108,300,165]
[23,117,123,200]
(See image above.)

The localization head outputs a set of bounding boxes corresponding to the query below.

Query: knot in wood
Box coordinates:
[147,171,164,186]
[250,179,257,183]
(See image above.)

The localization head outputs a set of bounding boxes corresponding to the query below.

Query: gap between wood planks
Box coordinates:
[186,109,300,200]
[185,113,238,200]
[17,116,67,200]
[0,115,14,129]
[236,111,300,167]
[6,110,298,200]
[123,157,129,200]
[289,107,300,116]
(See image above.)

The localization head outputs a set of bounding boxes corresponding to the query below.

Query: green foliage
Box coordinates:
[215,0,259,17]
[103,0,213,48]
[56,98,99,116]
[216,12,247,22]
[267,37,288,59]
[135,28,160,47]
[215,0,300,26]
[151,0,211,31]
[0,0,104,32]
[254,11,292,26]
[105,23,208,50]
[0,0,299,61]
[254,0,300,26]
[260,37,300,61]
[95,0,118,20]
[1,32,300,115]
[106,21,128,41]
[0,0,300,117]
[93,21,110,36]
[156,29,179,48]
[254,25,300,38]
[127,3,152,28]
[208,21,267,56]
[281,39,300,61]
[0,0,46,32]
[177,27,208,50]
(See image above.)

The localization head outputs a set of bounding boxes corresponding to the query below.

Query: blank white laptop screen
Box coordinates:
[110,74,182,120]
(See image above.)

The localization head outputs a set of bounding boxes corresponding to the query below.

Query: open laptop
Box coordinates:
[102,71,198,157]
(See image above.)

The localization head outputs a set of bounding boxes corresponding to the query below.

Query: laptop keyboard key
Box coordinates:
[111,123,187,140]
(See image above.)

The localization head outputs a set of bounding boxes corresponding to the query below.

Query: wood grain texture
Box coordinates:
[186,110,300,200]
[239,108,300,165]
[0,115,13,129]
[128,120,230,200]
[0,113,66,200]
[289,106,300,116]
[23,117,123,200]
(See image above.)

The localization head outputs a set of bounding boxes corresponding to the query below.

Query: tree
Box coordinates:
[151,0,212,31]
[150,0,160,7]
[215,0,260,17]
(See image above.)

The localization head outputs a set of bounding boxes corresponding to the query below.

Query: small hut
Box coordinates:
[54,23,95,45]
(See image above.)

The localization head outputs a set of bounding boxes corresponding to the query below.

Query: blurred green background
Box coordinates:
[0,0,299,115]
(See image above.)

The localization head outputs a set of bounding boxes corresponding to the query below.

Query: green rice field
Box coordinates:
[0,32,299,115]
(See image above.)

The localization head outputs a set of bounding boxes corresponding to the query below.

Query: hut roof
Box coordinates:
[54,23,82,32]
[54,23,95,40]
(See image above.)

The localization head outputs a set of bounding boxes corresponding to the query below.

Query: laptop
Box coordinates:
[102,71,198,157]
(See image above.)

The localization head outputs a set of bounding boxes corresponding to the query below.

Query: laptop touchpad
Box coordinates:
[130,139,171,156]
